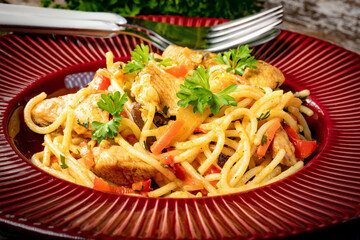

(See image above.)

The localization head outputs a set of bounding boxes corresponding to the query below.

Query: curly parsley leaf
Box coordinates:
[90,91,128,144]
[97,91,127,116]
[123,44,154,73]
[176,65,237,114]
[214,45,257,76]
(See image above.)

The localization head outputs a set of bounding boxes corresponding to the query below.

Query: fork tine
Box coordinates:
[210,5,283,32]
[203,21,282,52]
[207,16,282,44]
[120,28,169,51]
[206,8,283,39]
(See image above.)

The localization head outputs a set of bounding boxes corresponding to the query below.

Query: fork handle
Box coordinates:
[0,3,127,25]
[0,12,124,37]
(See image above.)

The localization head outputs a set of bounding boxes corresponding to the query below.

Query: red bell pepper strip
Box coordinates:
[174,163,203,188]
[132,179,152,192]
[164,64,188,78]
[283,125,317,159]
[91,74,111,91]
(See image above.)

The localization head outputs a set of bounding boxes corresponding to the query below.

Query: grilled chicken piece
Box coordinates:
[92,141,157,185]
[32,94,71,125]
[31,93,109,137]
[131,61,180,115]
[243,60,285,90]
[272,127,297,166]
[209,65,250,92]
[162,45,215,71]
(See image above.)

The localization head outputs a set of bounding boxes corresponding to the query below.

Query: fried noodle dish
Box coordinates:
[24,44,317,198]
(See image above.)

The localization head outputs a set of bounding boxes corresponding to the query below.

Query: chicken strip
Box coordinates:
[92,141,157,185]
[272,127,297,166]
[243,60,285,89]
[31,93,109,137]
[209,65,250,92]
[162,45,216,70]
[131,61,180,115]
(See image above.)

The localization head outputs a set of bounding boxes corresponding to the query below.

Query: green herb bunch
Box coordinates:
[41,0,263,20]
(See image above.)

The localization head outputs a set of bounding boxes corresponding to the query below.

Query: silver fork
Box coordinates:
[0,3,283,52]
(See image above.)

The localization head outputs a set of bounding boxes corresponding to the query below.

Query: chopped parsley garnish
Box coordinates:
[214,45,257,76]
[60,154,68,169]
[77,118,90,129]
[257,110,270,121]
[90,91,128,144]
[123,44,154,74]
[176,65,238,114]
[261,135,268,146]
[160,163,174,169]
[134,185,144,192]
[155,58,172,67]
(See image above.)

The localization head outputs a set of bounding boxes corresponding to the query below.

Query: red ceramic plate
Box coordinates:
[0,16,360,239]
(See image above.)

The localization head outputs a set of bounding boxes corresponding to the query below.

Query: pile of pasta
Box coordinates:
[24,45,316,198]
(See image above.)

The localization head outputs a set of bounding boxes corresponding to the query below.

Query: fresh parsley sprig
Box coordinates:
[214,45,257,76]
[90,91,128,144]
[123,44,154,74]
[176,65,237,114]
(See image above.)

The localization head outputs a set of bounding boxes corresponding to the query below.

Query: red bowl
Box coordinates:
[0,16,359,239]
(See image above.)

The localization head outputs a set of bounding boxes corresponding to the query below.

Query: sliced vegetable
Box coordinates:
[93,176,111,192]
[124,134,138,145]
[132,179,152,192]
[204,164,221,175]
[217,153,229,168]
[164,64,188,78]
[79,142,95,169]
[91,74,111,91]
[174,163,203,188]
[193,127,210,134]
[93,177,134,195]
[160,155,175,171]
[150,119,185,155]
[257,120,281,158]
[283,125,317,159]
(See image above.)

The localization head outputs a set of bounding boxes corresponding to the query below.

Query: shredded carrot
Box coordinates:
[257,120,281,158]
[151,119,185,155]
[93,177,134,194]
[79,142,95,169]
[164,64,188,78]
